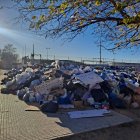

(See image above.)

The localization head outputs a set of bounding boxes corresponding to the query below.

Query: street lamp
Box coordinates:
[46,48,50,60]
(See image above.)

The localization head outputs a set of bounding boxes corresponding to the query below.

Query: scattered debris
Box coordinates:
[1,60,140,115]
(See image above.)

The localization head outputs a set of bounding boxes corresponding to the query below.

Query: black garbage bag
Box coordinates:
[99,80,112,94]
[1,87,9,94]
[40,101,58,113]
[23,93,30,102]
[54,70,71,79]
[17,90,25,100]
[90,89,108,103]
[108,92,126,108]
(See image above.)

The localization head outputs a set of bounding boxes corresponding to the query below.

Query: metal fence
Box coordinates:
[45,55,140,65]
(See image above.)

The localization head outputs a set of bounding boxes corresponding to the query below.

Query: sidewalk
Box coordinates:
[0,93,133,140]
[0,70,133,140]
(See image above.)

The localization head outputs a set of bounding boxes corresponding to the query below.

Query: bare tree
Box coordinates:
[0,44,19,68]
[13,0,140,50]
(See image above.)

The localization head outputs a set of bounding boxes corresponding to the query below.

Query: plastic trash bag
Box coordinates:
[40,101,58,113]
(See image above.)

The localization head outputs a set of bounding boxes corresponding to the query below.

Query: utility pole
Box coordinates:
[46,48,50,60]
[99,37,102,64]
[39,54,41,63]
[98,23,103,64]
[31,44,35,65]
[25,45,26,57]
[54,55,55,60]
[113,51,116,66]
[33,44,34,58]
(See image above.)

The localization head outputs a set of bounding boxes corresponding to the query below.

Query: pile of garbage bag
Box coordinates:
[1,60,140,113]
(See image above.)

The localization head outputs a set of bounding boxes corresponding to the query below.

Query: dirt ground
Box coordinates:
[1,69,140,140]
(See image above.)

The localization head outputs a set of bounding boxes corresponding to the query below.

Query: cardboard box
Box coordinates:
[73,101,85,109]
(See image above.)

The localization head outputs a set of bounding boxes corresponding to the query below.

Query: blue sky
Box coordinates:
[0,0,140,63]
